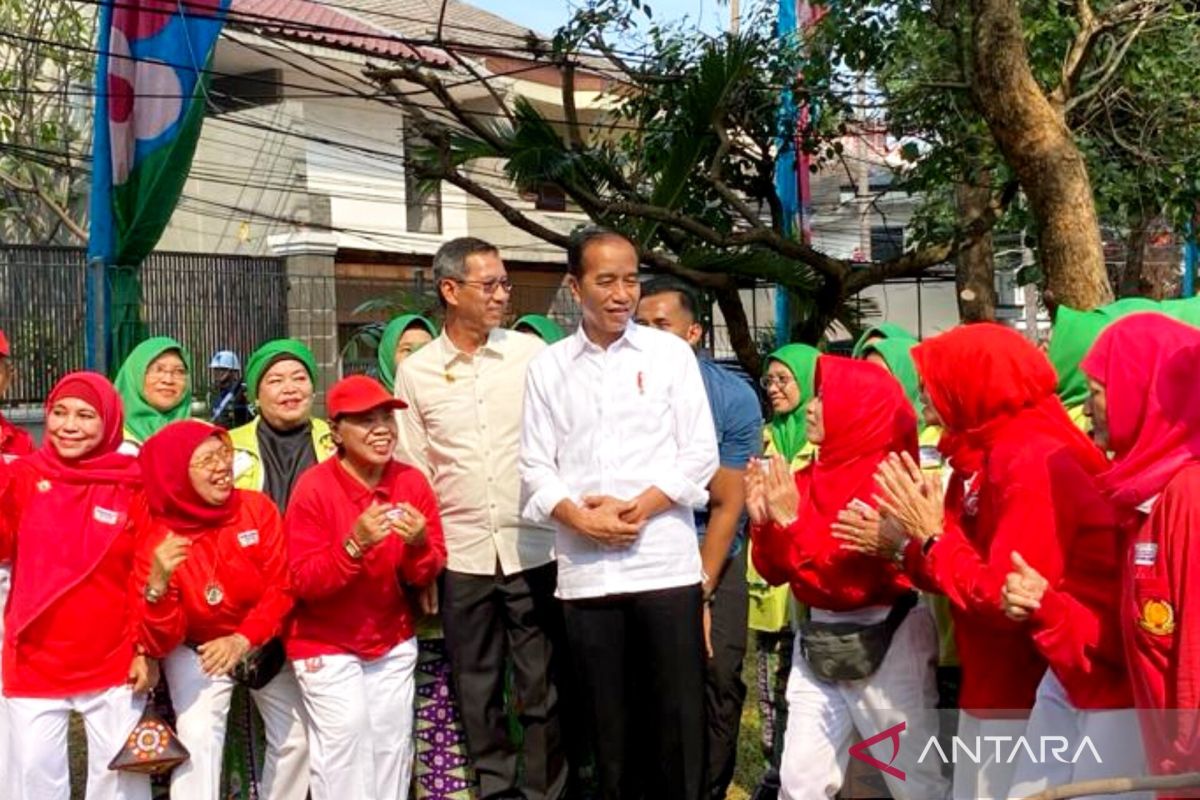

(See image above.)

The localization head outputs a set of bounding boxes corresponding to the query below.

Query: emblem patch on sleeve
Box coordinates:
[1138,598,1175,635]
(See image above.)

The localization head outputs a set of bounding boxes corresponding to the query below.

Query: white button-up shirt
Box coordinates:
[395,328,556,576]
[519,322,720,600]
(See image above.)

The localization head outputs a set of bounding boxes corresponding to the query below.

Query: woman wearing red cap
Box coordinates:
[875,323,1135,800]
[136,420,309,800]
[746,357,948,800]
[0,372,156,800]
[1007,313,1200,789]
[284,375,446,800]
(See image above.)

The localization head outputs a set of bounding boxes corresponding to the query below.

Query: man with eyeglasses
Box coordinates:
[394,237,566,800]
[634,277,762,800]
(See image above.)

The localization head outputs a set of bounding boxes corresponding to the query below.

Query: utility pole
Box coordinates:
[731,0,740,33]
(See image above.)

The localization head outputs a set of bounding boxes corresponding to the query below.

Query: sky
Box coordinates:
[466,0,730,36]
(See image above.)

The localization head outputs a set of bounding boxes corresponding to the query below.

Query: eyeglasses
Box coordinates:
[455,277,513,295]
[759,374,793,390]
[148,366,188,381]
[190,447,234,474]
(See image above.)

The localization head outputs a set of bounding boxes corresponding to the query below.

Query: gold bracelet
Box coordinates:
[343,536,364,560]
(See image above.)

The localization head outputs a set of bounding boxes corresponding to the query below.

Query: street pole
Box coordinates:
[731,0,740,32]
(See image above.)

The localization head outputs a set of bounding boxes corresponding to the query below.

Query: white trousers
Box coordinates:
[953,713,1028,800]
[7,684,150,800]
[779,604,950,800]
[293,637,418,800]
[164,645,311,800]
[1007,670,1149,800]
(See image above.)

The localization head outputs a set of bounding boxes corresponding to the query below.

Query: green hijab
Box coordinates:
[1048,298,1160,407]
[1161,296,1200,327]
[862,338,925,428]
[245,339,318,403]
[377,314,436,390]
[113,336,193,444]
[513,314,566,344]
[850,322,916,359]
[767,343,820,463]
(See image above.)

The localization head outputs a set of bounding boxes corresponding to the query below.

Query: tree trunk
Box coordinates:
[970,0,1112,310]
[713,285,763,376]
[1120,213,1179,299]
[954,182,997,321]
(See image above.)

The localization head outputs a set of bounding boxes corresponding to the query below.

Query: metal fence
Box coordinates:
[0,246,289,405]
[0,244,778,411]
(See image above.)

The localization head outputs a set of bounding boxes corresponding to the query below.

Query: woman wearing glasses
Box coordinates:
[114,336,194,454]
[137,420,309,800]
[748,343,820,797]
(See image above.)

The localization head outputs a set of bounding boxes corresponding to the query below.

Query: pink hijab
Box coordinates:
[1081,313,1200,508]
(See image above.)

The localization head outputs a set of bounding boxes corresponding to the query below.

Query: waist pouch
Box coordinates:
[187,637,286,690]
[800,592,917,682]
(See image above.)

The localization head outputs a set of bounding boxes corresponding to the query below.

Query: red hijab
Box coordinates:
[911,323,1106,475]
[140,420,239,532]
[1081,313,1200,508]
[8,372,142,635]
[798,356,918,527]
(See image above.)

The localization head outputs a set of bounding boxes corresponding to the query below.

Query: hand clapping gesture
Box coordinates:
[745,455,800,528]
[831,503,907,559]
[875,451,945,544]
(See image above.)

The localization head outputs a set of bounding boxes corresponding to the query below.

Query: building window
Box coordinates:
[870,225,904,262]
[403,128,442,235]
[208,69,282,115]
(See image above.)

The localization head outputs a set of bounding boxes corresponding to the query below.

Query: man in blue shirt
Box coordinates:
[636,277,763,800]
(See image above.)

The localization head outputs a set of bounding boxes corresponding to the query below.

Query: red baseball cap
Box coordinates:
[0,329,9,357]
[327,374,407,419]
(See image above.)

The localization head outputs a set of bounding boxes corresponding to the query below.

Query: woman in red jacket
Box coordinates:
[875,323,1135,800]
[136,420,309,800]
[284,375,446,800]
[1009,313,1200,788]
[0,372,156,800]
[746,356,948,800]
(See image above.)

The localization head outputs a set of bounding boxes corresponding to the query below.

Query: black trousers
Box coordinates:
[704,548,749,800]
[563,584,707,800]
[442,561,567,800]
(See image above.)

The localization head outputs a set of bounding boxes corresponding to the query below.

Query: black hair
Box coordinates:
[639,276,701,321]
[566,226,635,278]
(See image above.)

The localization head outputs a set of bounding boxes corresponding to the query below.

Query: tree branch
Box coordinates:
[560,63,586,150]
[844,180,1018,293]
[1066,16,1152,114]
[0,168,85,242]
[366,65,509,153]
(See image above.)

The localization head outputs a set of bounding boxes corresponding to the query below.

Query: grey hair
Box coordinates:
[432,237,499,307]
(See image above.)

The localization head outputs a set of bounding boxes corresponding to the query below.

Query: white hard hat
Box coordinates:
[209,350,241,371]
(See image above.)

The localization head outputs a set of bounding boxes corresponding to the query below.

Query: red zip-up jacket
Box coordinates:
[137,490,294,657]
[1121,465,1200,782]
[0,468,152,698]
[0,414,33,459]
[283,457,446,661]
[904,429,1129,714]
[751,478,912,612]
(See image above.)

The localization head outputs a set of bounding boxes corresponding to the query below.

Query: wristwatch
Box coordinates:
[343,536,365,560]
[144,584,164,604]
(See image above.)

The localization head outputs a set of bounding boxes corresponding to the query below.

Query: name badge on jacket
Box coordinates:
[237,529,260,548]
[93,506,120,525]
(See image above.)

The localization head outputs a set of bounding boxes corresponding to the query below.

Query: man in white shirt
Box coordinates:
[395,238,566,800]
[520,228,719,800]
